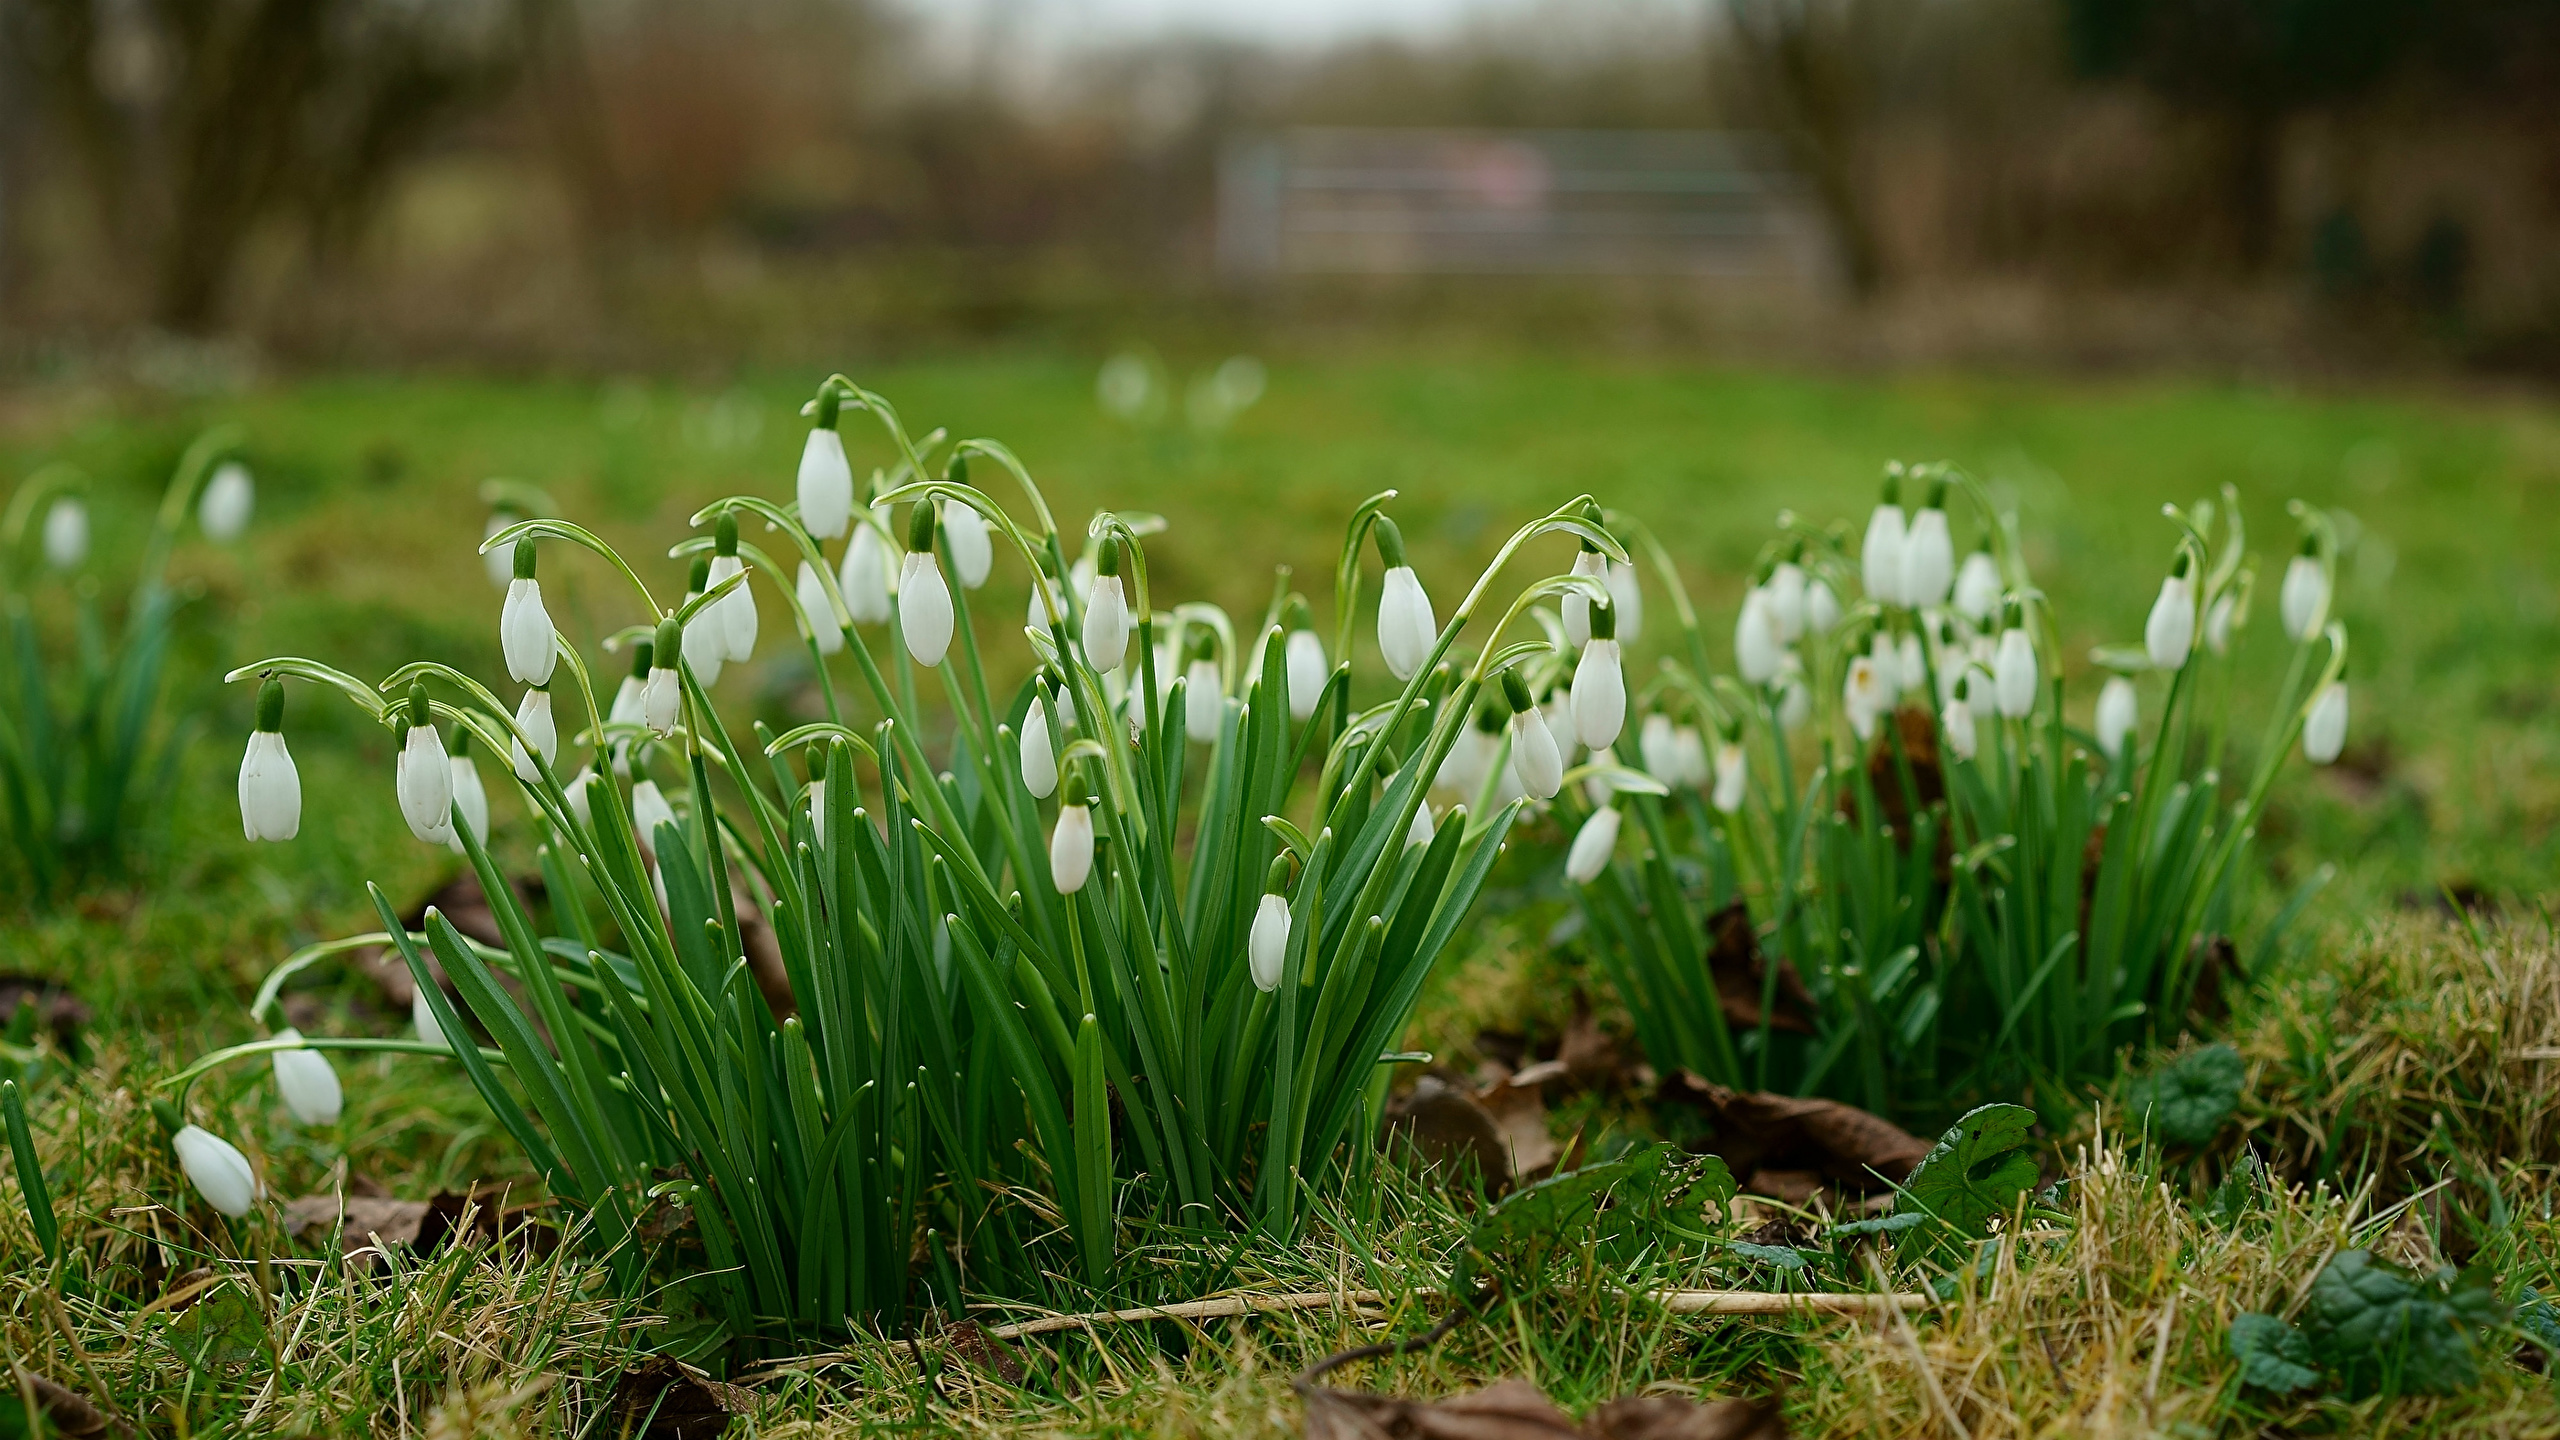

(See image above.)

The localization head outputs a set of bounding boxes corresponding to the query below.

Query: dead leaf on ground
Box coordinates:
[609,1358,754,1440]
[283,1183,555,1271]
[1653,1075,1928,1196]
[8,1365,113,1437]
[1477,1083,1560,1184]
[1383,1076,1512,1193]
[1701,906,1814,1036]
[940,1320,1026,1386]
[1299,1378,1784,1440]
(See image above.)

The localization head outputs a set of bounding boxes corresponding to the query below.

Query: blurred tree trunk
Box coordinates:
[1720,0,1906,299]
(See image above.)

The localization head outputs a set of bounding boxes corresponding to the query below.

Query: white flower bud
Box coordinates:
[1776,663,1811,731]
[1844,655,1888,741]
[1866,632,1903,710]
[899,552,954,667]
[2303,680,2349,765]
[1285,628,1327,720]
[447,749,488,854]
[2145,573,2195,671]
[564,766,597,826]
[1509,707,1564,801]
[1943,694,1977,759]
[797,429,854,540]
[1902,507,1954,608]
[1051,803,1095,893]
[397,724,454,845]
[1766,560,1807,642]
[680,592,726,686]
[1405,801,1436,849]
[239,689,300,842]
[1184,657,1222,743]
[1377,566,1437,681]
[840,512,893,625]
[804,779,826,841]
[1952,549,2001,624]
[1083,574,1131,673]
[199,461,254,541]
[1861,500,1905,605]
[708,554,757,662]
[501,578,557,687]
[2281,554,2328,642]
[1020,691,1058,798]
[173,1125,259,1217]
[42,497,86,570]
[1638,713,1678,781]
[1674,724,1710,788]
[1566,805,1622,885]
[1711,741,1747,814]
[1571,638,1626,751]
[1562,551,1607,649]
[482,515,516,590]
[796,562,844,655]
[943,499,993,590]
[1804,579,1843,635]
[631,779,677,859]
[1249,891,1291,993]
[1734,589,1784,685]
[2204,593,2237,655]
[1606,560,1644,644]
[1897,632,1928,693]
[270,1030,342,1125]
[2095,676,2139,758]
[413,988,448,1049]
[511,687,556,784]
[1994,627,2038,718]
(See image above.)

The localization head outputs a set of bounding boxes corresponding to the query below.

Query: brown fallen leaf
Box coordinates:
[8,1365,113,1437]
[283,1183,554,1271]
[940,1319,1026,1386]
[609,1357,754,1440]
[1654,1076,1928,1195]
[1586,1394,1786,1440]
[1383,1076,1512,1193]
[1701,906,1814,1036]
[1300,1379,1785,1440]
[1476,1082,1560,1184]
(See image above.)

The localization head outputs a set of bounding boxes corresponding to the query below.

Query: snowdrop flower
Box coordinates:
[1285,624,1327,720]
[608,641,650,731]
[680,558,726,686]
[1776,658,1812,731]
[1843,655,1888,741]
[394,686,454,846]
[413,988,447,1049]
[200,460,254,541]
[238,678,300,841]
[840,506,893,626]
[510,686,555,784]
[1020,687,1058,798]
[2204,592,2238,655]
[942,496,993,590]
[1026,571,1068,632]
[1767,549,1807,642]
[1566,805,1622,885]
[2145,554,2197,672]
[1405,801,1436,849]
[500,541,558,686]
[2281,538,2328,642]
[1994,607,2038,718]
[1674,724,1711,789]
[1860,475,1905,605]
[631,778,677,858]
[42,497,86,570]
[797,392,853,540]
[1374,518,1436,681]
[1901,480,1954,608]
[898,505,955,667]
[1896,630,1928,694]
[173,1125,259,1217]
[1943,680,1978,759]
[643,618,683,734]
[708,513,758,663]
[1952,544,2001,624]
[1639,713,1679,781]
[270,1029,342,1126]
[2095,676,2139,758]
[1735,587,1784,685]
[1438,707,1502,796]
[2303,679,2349,765]
[1503,673,1564,801]
[1606,559,1644,644]
[1051,798,1095,893]
[1542,689,1580,769]
[1249,885,1292,993]
[1866,631,1903,710]
[564,766,597,826]
[1183,648,1222,743]
[1571,601,1626,751]
[796,561,844,655]
[1711,738,1747,814]
[1804,578,1843,635]
[1562,548,1608,649]
[447,733,489,854]
[804,778,826,841]
[1083,546,1132,673]
[482,513,519,589]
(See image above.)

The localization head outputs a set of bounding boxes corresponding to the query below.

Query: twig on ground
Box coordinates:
[979,1290,1392,1340]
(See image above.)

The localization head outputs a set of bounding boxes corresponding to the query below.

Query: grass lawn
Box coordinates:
[2,350,2558,1436]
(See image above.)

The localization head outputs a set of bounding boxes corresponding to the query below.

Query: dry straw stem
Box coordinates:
[2229,913,2560,1194]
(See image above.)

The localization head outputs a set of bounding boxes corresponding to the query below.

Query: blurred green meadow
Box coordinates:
[7,347,2558,1043]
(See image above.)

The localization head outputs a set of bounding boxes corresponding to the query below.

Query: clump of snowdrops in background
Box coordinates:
[172,375,1652,1347]
[0,428,257,901]
[1539,463,2350,1122]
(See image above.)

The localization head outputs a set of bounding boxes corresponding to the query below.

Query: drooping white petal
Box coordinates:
[642,664,682,734]
[1901,508,1954,608]
[1565,805,1622,884]
[1673,725,1710,788]
[1953,551,2002,623]
[1184,657,1222,743]
[2280,555,2328,642]
[446,753,489,854]
[1249,892,1291,992]
[501,578,558,686]
[2303,681,2349,764]
[396,725,454,845]
[511,688,556,784]
[1051,804,1095,893]
[413,988,448,1049]
[944,500,993,589]
[238,731,301,841]
[899,552,955,667]
[1562,551,1607,649]
[1437,724,1496,796]
[1020,692,1058,798]
[1083,575,1131,673]
[482,515,516,590]
[1860,503,1905,605]
[1804,579,1843,634]
[709,554,758,662]
[681,598,726,686]
[564,767,597,826]
[796,562,844,655]
[839,512,893,625]
[1734,589,1784,685]
[1377,567,1437,681]
[1994,628,2038,718]
[1711,742,1747,814]
[1509,709,1564,801]
[173,1125,259,1217]
[1638,713,1678,780]
[1897,632,1928,693]
[1405,802,1436,849]
[631,779,678,858]
[1571,639,1626,752]
[2204,593,2237,655]
[199,461,254,541]
[797,429,854,539]
[42,498,86,570]
[1844,656,1889,739]
[270,1031,343,1126]
[1605,560,1644,645]
[1943,700,1977,760]
[1285,629,1327,719]
[2095,676,2139,757]
[1766,561,1807,641]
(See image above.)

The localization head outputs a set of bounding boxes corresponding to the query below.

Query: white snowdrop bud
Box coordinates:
[644,619,684,734]
[1373,518,1436,681]
[1639,713,1678,780]
[2204,592,2237,655]
[2145,559,2196,672]
[1571,603,1626,751]
[1051,802,1095,893]
[500,544,558,687]
[1767,556,1807,642]
[680,558,726,687]
[1178,655,1219,743]
[943,497,993,590]
[1901,495,1954,608]
[239,679,301,842]
[1861,478,1905,605]
[1083,564,1132,674]
[42,497,86,570]
[840,509,893,625]
[2281,546,2328,642]
[446,739,489,854]
[1606,559,1644,644]
[899,552,955,668]
[1776,660,1811,731]
[1435,720,1490,796]
[1943,684,1978,759]
[708,515,757,663]
[1673,725,1710,788]
[173,1125,259,1217]
[200,460,254,541]
[1566,805,1622,885]
[1897,631,1928,693]
[1503,675,1564,801]
[1994,616,2038,718]
[1542,691,1580,769]
[1285,627,1327,720]
[511,686,556,784]
[1844,655,1888,741]
[1405,801,1436,849]
[1866,631,1903,710]
[1249,890,1292,993]
[1562,549,1607,648]
[1734,588,1784,685]
[482,514,517,590]
[797,424,854,540]
[564,766,597,826]
[412,988,448,1049]
[1804,578,1843,635]
[796,561,844,655]
[394,688,454,846]
[1953,546,2001,624]
[804,779,826,841]
[2095,676,2139,758]
[2303,680,2349,765]
[270,1029,342,1126]
[1020,689,1058,798]
[631,779,678,864]
[1711,741,1747,814]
